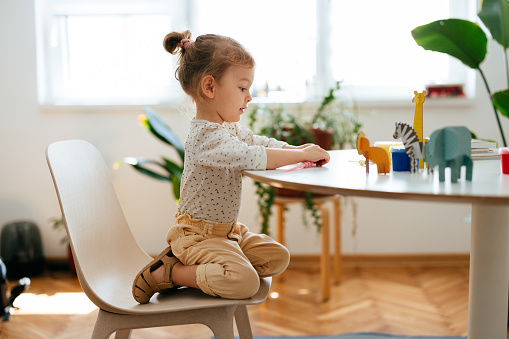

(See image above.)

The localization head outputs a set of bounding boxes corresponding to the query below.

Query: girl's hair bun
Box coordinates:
[163,30,192,55]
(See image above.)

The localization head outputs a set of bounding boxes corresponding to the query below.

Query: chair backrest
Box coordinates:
[46,140,152,312]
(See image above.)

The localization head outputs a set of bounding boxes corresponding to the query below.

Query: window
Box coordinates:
[35,0,476,106]
[35,0,185,105]
[329,0,476,101]
[190,0,317,103]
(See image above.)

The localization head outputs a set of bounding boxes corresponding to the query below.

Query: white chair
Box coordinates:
[46,140,271,339]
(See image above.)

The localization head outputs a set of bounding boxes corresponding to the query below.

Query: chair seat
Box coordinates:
[102,276,271,315]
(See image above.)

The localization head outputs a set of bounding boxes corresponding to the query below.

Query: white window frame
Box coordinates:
[35,0,477,107]
[35,0,190,106]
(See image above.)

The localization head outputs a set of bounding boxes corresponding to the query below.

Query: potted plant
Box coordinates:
[115,107,185,203]
[309,81,362,150]
[411,0,509,146]
[49,217,75,272]
[248,84,362,234]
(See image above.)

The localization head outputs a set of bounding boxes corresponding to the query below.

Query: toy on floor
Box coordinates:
[356,131,390,174]
[393,122,425,173]
[0,258,30,321]
[424,126,473,183]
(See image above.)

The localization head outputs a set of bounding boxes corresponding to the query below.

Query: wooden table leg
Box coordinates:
[333,197,341,284]
[318,203,330,301]
[275,203,284,245]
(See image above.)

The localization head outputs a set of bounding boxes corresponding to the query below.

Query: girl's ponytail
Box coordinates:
[163,30,192,55]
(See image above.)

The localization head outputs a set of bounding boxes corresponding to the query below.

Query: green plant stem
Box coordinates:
[505,49,509,89]
[479,67,507,146]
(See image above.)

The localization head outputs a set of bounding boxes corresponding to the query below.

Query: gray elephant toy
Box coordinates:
[424,126,473,183]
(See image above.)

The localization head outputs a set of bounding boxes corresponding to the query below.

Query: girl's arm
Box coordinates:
[282,144,314,150]
[265,144,330,170]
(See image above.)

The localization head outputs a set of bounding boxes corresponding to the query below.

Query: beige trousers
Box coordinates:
[167,214,290,299]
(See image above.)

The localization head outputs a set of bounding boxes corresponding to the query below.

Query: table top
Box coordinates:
[243,149,509,204]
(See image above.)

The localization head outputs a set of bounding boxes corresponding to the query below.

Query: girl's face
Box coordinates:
[213,65,254,123]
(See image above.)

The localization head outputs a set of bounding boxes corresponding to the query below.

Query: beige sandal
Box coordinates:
[132,246,180,304]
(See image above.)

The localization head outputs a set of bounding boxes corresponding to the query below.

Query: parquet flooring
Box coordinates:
[1,264,470,339]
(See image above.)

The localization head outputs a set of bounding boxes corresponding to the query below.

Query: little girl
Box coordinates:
[132,30,330,303]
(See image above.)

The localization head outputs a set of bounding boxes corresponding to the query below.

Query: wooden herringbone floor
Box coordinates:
[1,264,470,339]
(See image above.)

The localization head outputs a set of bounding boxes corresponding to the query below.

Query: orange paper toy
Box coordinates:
[356,131,390,174]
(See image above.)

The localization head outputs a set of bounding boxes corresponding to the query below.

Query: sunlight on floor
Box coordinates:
[11,292,97,315]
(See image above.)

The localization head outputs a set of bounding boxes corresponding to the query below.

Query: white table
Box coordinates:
[244,149,509,339]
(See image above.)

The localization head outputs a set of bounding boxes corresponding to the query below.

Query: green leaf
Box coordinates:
[411,19,488,69]
[171,175,181,201]
[161,157,184,179]
[129,165,172,182]
[119,157,172,182]
[493,89,509,117]
[144,107,186,162]
[479,0,509,49]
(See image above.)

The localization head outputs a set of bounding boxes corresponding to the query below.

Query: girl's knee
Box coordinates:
[258,244,290,277]
[277,245,290,269]
[225,266,260,299]
[206,264,260,299]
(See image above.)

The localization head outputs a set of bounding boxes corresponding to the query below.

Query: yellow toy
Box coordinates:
[412,90,426,169]
[356,131,390,174]
[412,90,426,143]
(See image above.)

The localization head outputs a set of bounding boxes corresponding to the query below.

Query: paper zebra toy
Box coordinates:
[393,122,424,173]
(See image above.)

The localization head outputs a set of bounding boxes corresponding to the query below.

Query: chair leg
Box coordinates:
[114,329,131,339]
[92,310,118,339]
[318,203,331,302]
[93,306,238,339]
[234,305,253,339]
[333,198,342,284]
[202,306,236,339]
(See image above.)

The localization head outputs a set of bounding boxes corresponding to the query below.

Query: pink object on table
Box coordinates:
[284,161,322,172]
[501,148,509,174]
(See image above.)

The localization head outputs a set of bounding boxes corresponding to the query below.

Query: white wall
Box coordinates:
[1,0,508,258]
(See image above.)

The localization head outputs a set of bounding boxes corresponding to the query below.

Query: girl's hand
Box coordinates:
[302,144,330,165]
[265,145,330,169]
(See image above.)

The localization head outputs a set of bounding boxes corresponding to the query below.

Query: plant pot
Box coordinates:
[68,246,76,273]
[310,127,333,150]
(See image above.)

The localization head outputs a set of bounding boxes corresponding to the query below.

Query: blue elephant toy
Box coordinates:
[424,126,473,183]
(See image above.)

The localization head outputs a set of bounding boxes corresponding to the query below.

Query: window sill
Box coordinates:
[355,96,474,109]
[39,96,474,113]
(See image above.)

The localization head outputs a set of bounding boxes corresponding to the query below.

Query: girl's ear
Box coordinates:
[201,75,216,99]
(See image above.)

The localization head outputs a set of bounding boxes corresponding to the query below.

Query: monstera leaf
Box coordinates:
[493,89,509,118]
[411,19,488,70]
[478,0,509,50]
